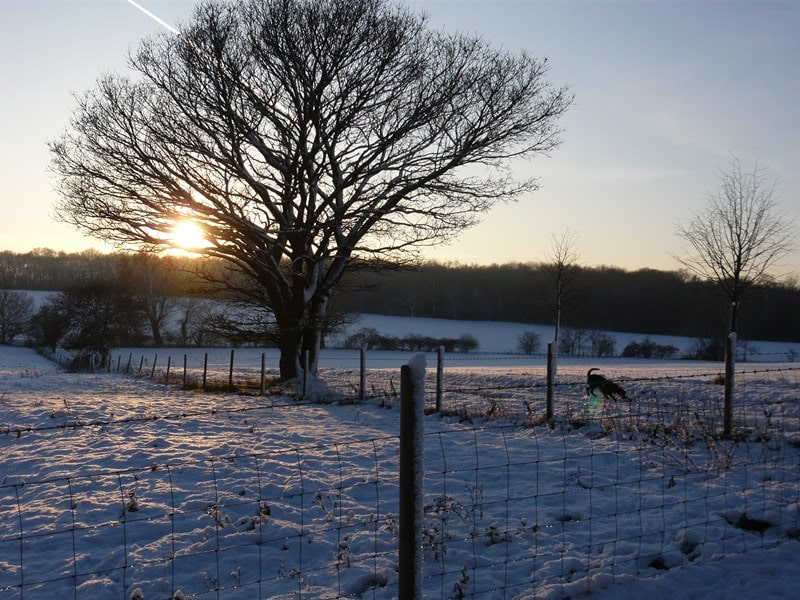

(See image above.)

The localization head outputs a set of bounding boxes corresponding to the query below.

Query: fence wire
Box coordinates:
[1,358,798,599]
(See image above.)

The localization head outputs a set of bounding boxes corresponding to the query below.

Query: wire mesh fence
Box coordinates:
[1,353,799,599]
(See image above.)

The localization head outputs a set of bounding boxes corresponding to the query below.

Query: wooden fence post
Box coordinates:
[399,354,426,599]
[359,347,366,403]
[723,332,736,437]
[302,351,309,398]
[202,352,208,390]
[260,352,267,396]
[183,354,187,388]
[228,349,235,389]
[546,341,555,421]
[150,354,158,379]
[436,345,444,413]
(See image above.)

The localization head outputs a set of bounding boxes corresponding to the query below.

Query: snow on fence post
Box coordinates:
[436,345,444,413]
[228,349,235,389]
[546,341,555,421]
[399,353,426,599]
[359,347,366,403]
[724,332,736,437]
[260,352,266,395]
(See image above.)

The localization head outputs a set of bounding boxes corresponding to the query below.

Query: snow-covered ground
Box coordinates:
[1,344,799,599]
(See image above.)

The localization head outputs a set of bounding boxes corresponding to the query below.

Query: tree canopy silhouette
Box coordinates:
[50,0,571,379]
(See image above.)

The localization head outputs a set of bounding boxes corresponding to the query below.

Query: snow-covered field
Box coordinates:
[1,344,799,600]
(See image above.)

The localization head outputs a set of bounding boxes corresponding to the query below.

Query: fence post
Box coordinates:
[165,356,172,385]
[203,352,208,390]
[436,345,444,413]
[546,341,555,421]
[116,355,121,373]
[359,347,366,403]
[183,354,187,388]
[229,349,235,389]
[302,351,309,398]
[138,355,145,375]
[261,352,267,396]
[723,332,736,437]
[399,354,426,599]
[126,353,132,374]
[151,354,158,379]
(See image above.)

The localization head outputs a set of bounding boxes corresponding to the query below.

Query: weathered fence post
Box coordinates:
[399,354,426,599]
[165,355,172,384]
[202,352,208,390]
[436,345,444,413]
[359,347,366,403]
[183,354,187,388]
[723,332,736,437]
[150,354,158,379]
[260,352,267,396]
[138,355,145,375]
[126,353,132,374]
[546,341,555,421]
[228,349,235,389]
[302,351,310,398]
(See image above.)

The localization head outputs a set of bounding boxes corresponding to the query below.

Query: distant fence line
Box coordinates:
[43,344,800,437]
[3,357,799,598]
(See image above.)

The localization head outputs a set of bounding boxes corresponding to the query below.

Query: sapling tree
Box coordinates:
[675,156,796,335]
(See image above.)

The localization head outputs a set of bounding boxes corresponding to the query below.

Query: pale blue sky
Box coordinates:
[1,0,798,274]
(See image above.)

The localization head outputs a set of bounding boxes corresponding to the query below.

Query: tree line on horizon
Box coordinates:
[1,249,798,344]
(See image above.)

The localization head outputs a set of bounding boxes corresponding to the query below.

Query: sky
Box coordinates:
[1,0,798,274]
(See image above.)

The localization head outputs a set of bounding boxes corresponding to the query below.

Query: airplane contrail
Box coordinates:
[125,0,179,34]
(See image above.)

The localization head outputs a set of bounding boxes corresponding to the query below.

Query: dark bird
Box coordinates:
[586,368,627,400]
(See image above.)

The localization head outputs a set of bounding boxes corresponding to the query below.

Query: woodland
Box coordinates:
[1,249,798,343]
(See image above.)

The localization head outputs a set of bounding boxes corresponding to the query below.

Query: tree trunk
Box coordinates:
[729,301,739,334]
[278,325,303,381]
[149,316,163,346]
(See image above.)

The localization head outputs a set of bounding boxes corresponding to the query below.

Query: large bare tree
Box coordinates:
[50,0,572,380]
[675,156,796,335]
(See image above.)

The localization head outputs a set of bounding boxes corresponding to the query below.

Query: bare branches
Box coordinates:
[49,0,572,378]
[674,156,796,332]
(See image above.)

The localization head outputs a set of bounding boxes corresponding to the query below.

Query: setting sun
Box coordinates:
[170,220,207,251]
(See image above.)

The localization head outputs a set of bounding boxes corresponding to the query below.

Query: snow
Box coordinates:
[2,338,799,599]
[339,313,800,359]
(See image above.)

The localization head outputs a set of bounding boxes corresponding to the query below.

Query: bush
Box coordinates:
[517,331,541,355]
[622,337,678,359]
[341,328,479,353]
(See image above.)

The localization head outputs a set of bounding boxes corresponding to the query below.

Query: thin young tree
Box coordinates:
[50,0,572,380]
[674,156,796,336]
[541,229,583,355]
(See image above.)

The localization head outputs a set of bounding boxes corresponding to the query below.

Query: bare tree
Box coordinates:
[675,156,796,335]
[541,229,583,352]
[118,253,181,346]
[0,289,34,344]
[50,0,571,379]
